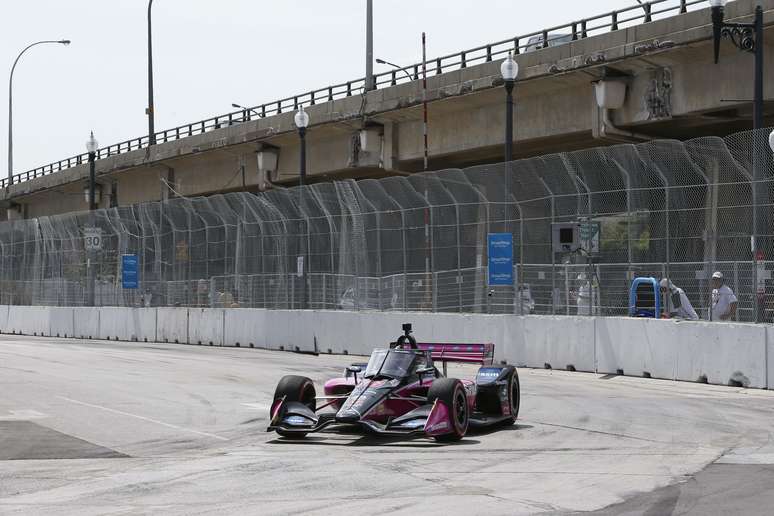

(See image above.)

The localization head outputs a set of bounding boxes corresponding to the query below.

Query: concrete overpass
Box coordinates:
[4,0,774,220]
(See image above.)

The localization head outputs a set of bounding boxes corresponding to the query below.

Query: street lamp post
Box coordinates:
[500,52,518,166]
[7,39,70,185]
[295,106,310,309]
[709,0,765,321]
[147,0,156,146]
[365,0,374,91]
[500,51,520,314]
[86,132,99,307]
[86,132,98,210]
[295,106,309,185]
[376,58,413,82]
[710,0,763,128]
[231,102,261,120]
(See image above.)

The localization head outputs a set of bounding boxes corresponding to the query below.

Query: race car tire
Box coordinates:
[506,368,520,424]
[273,375,316,438]
[427,378,468,442]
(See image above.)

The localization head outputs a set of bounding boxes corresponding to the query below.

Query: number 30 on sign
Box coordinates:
[83,227,102,251]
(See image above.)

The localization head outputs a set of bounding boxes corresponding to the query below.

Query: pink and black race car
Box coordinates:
[268,324,520,442]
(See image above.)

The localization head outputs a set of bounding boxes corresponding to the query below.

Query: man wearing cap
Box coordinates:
[660,278,698,320]
[711,271,738,321]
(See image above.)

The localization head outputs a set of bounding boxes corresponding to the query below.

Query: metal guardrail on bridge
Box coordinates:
[6,0,704,189]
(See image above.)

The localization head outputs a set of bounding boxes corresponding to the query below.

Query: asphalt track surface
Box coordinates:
[1,335,773,515]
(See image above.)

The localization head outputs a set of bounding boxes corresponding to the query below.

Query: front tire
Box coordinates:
[427,378,469,442]
[272,375,316,438]
[506,368,520,424]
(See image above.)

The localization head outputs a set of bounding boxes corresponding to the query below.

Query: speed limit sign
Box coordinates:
[84,227,103,251]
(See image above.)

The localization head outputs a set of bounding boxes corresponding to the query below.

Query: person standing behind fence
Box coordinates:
[659,279,698,320]
[575,273,599,316]
[711,271,737,321]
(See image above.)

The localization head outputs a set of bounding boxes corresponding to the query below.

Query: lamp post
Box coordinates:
[147,0,156,146]
[710,0,765,321]
[85,131,99,306]
[376,58,413,82]
[7,39,70,185]
[86,132,99,210]
[295,106,310,309]
[231,102,261,120]
[295,106,309,186]
[365,0,374,91]
[500,52,518,165]
[500,51,520,314]
[710,0,763,128]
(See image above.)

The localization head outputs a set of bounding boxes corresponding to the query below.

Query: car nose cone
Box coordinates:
[335,409,360,423]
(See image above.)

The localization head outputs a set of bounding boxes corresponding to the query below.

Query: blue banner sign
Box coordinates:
[487,233,513,286]
[122,254,139,289]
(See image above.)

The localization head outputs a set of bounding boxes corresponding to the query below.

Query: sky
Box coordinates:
[2,0,633,176]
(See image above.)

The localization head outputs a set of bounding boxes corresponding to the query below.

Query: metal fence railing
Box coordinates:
[1,261,767,323]
[5,0,706,189]
[1,128,773,323]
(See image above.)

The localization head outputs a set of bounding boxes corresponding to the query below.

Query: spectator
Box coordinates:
[659,278,698,320]
[711,271,737,321]
[575,273,599,316]
[218,290,234,307]
[229,290,240,308]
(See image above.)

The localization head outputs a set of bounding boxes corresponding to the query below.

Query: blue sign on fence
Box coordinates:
[487,233,513,286]
[122,254,139,289]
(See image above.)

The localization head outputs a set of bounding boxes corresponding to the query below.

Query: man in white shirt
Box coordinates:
[659,278,698,320]
[575,273,599,316]
[711,271,738,321]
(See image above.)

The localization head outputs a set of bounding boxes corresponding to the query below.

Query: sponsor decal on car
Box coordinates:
[283,415,310,425]
[401,419,426,428]
[477,369,502,377]
[425,420,449,433]
[476,368,503,385]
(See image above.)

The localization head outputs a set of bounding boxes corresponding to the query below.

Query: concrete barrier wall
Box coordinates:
[264,310,311,352]
[72,307,100,339]
[309,310,370,355]
[223,309,267,348]
[767,326,773,391]
[189,308,225,346]
[48,307,74,338]
[7,306,49,336]
[675,321,767,388]
[596,318,678,380]
[520,316,595,372]
[0,304,8,333]
[99,307,157,342]
[157,308,188,344]
[0,305,771,390]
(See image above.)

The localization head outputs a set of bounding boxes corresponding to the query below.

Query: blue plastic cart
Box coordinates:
[629,277,661,318]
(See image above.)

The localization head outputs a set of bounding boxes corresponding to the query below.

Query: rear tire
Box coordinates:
[272,375,316,438]
[427,378,468,442]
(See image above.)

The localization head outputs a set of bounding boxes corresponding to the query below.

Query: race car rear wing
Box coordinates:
[415,342,494,367]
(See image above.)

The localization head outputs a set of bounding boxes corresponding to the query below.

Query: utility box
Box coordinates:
[256,146,280,190]
[552,223,581,254]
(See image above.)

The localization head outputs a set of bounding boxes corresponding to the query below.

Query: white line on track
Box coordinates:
[56,396,229,441]
[0,409,48,421]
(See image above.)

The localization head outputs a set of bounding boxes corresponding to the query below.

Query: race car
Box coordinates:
[267,323,520,442]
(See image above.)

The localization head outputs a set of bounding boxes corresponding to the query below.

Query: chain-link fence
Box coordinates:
[1,128,772,322]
